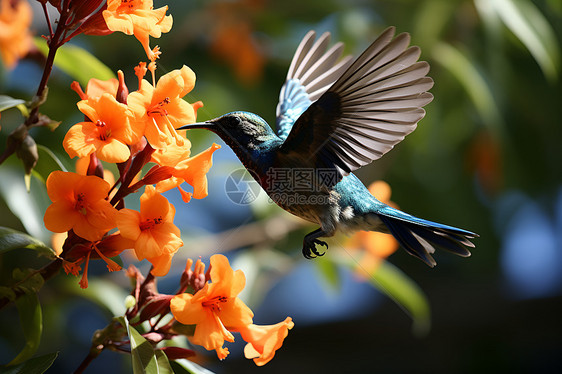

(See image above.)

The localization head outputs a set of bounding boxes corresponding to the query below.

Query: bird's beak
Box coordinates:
[176,121,214,131]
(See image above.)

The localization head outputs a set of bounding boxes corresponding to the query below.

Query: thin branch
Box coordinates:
[41,2,54,40]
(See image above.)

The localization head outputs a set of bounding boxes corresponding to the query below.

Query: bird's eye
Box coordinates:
[231,116,242,126]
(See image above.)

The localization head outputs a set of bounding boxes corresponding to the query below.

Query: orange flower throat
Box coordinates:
[202,295,228,312]
[75,193,87,215]
[147,97,171,117]
[119,0,141,11]
[139,216,163,230]
[95,120,112,141]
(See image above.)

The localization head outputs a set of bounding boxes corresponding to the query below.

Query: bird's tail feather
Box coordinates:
[377,213,477,267]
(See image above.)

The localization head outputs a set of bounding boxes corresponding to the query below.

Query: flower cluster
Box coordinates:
[170,255,294,365]
[115,255,293,366]
[42,2,220,287]
[45,63,219,286]
[22,0,294,369]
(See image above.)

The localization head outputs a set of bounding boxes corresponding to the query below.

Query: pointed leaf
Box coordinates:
[432,42,504,137]
[490,0,560,81]
[8,292,43,365]
[34,38,115,85]
[0,352,58,374]
[171,359,216,374]
[13,268,45,294]
[66,278,128,317]
[32,145,68,185]
[117,316,174,374]
[0,166,52,242]
[0,227,55,258]
[0,95,26,112]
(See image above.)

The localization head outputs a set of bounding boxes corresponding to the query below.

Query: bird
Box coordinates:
[179,27,478,266]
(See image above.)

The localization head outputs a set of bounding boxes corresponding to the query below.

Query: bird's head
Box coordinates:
[178,111,277,151]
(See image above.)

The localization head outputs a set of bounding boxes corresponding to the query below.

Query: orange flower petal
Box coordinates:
[170,292,204,325]
[116,209,142,240]
[44,201,79,233]
[238,318,294,366]
[46,170,84,202]
[148,251,174,276]
[140,185,170,220]
[63,123,97,159]
[176,143,221,199]
[85,78,119,98]
[72,216,109,242]
[219,297,254,330]
[95,137,131,163]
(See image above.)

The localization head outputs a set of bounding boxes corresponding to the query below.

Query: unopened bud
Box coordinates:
[124,295,136,309]
[16,134,39,191]
[192,273,207,292]
[116,70,129,104]
[140,165,174,186]
[87,153,104,179]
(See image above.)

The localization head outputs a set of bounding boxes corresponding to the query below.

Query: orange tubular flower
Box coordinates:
[170,254,254,360]
[235,318,294,366]
[154,143,221,202]
[0,0,33,69]
[103,0,173,61]
[128,65,196,149]
[63,93,141,163]
[44,171,117,242]
[116,185,182,276]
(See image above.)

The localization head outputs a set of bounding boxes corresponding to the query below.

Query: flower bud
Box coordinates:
[124,295,136,309]
[116,70,129,104]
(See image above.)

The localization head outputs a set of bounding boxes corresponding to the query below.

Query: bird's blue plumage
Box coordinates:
[276,79,312,140]
[179,27,478,266]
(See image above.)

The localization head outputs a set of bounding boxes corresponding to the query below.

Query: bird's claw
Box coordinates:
[302,239,328,259]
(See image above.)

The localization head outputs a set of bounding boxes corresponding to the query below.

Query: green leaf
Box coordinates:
[118,316,174,374]
[171,359,216,374]
[0,166,52,242]
[0,95,26,112]
[488,0,560,81]
[13,268,45,294]
[32,145,68,185]
[66,278,128,317]
[34,38,115,86]
[0,352,58,374]
[368,261,431,337]
[8,292,43,366]
[0,227,55,258]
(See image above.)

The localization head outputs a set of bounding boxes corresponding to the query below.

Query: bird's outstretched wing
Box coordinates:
[276,31,353,140]
[279,27,434,186]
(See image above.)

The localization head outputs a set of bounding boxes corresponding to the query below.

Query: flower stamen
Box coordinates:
[202,295,228,312]
[147,97,170,117]
[139,216,163,231]
[75,193,87,215]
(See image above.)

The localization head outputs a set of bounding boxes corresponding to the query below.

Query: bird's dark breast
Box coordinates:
[260,169,333,225]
